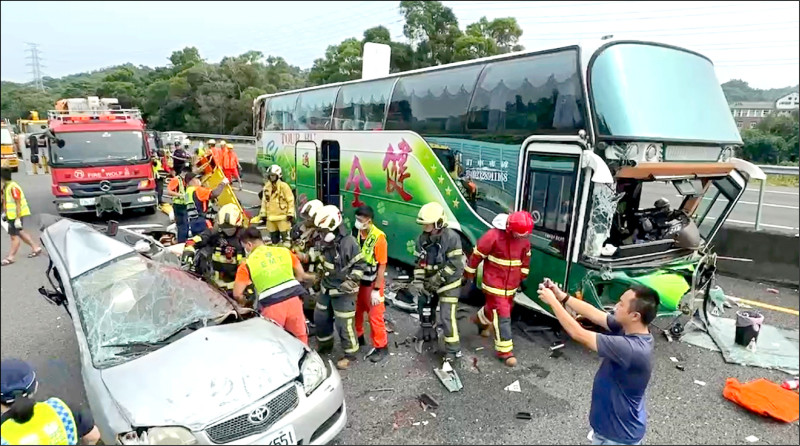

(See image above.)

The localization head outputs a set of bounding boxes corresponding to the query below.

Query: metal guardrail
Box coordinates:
[183,133,256,143]
[758,165,799,176]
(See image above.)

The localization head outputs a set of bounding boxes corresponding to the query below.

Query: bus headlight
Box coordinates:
[645,144,659,162]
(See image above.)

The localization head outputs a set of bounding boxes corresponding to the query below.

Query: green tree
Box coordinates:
[465,16,523,54]
[400,0,463,66]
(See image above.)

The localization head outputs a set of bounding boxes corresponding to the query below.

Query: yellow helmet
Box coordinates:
[217,203,243,227]
[226,143,234,149]
[220,140,227,146]
[416,202,446,227]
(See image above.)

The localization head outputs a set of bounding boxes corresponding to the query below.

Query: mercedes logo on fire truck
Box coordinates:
[99,181,112,192]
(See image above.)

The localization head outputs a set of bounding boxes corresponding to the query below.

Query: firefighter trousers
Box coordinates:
[418,291,461,354]
[267,219,292,247]
[476,293,514,359]
[355,282,388,349]
[314,290,359,355]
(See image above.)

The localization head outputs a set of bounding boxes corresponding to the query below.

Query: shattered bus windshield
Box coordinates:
[72,254,233,368]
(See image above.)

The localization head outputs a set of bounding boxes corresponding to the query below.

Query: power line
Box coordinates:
[25,43,47,91]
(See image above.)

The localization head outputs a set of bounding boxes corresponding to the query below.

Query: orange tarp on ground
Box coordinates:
[723,378,799,423]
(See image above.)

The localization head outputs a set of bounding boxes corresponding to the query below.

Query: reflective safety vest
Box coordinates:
[172,177,187,205]
[4,181,30,220]
[246,244,306,307]
[185,186,210,221]
[358,224,385,281]
[152,158,163,176]
[0,398,78,445]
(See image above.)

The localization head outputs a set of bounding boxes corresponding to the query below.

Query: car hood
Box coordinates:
[100,318,305,431]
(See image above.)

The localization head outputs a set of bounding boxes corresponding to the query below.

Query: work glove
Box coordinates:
[250,215,263,225]
[221,177,230,185]
[424,274,445,293]
[407,280,425,299]
[180,251,195,271]
[370,289,383,306]
[340,279,359,294]
[14,219,22,230]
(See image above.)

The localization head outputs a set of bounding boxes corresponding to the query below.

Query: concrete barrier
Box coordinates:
[714,226,800,286]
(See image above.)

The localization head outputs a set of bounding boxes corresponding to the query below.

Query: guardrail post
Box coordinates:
[755,179,766,231]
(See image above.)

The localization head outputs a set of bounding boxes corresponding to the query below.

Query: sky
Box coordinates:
[1,0,798,89]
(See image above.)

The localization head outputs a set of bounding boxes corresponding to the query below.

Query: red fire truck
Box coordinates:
[44,97,158,216]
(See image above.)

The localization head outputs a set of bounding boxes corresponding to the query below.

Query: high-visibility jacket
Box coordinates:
[171,177,187,205]
[465,228,531,298]
[413,227,464,297]
[246,244,307,307]
[0,398,78,445]
[211,147,224,167]
[260,180,295,221]
[319,228,368,296]
[184,228,246,291]
[357,224,386,282]
[4,181,30,220]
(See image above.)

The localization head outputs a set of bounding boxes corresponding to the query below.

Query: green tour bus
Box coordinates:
[252,37,764,334]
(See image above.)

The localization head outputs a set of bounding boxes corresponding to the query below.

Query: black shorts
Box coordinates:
[7,217,25,236]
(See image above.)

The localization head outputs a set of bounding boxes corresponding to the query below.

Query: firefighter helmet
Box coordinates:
[507,211,534,237]
[315,205,343,231]
[217,203,243,227]
[219,140,227,147]
[268,164,282,178]
[207,139,216,145]
[226,143,234,149]
[300,199,324,220]
[416,202,447,229]
[182,139,191,148]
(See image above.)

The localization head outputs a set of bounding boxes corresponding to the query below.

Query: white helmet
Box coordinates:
[300,199,324,220]
[268,164,282,178]
[314,205,343,231]
[182,139,191,148]
[208,139,216,145]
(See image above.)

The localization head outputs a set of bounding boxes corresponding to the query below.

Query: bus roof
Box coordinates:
[253,36,710,105]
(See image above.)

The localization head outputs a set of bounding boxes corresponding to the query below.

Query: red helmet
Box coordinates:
[507,211,534,237]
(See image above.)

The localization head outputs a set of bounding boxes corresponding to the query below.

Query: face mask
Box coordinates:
[354,220,369,230]
[323,232,335,243]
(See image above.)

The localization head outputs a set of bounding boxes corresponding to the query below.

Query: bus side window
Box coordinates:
[334,79,394,131]
[523,154,579,257]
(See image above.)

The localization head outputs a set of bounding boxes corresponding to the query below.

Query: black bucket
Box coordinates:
[735,310,764,347]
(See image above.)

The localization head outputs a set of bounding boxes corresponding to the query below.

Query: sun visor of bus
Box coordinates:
[730,158,766,181]
[581,151,613,183]
[615,162,736,180]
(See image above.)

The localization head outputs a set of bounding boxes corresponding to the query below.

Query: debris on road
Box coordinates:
[780,378,799,390]
[475,347,484,351]
[745,436,759,443]
[418,393,440,410]
[550,341,565,350]
[370,388,395,393]
[434,360,463,392]
[724,378,800,423]
[504,380,522,392]
[472,357,481,374]
[550,349,565,359]
[670,356,679,363]
[676,365,686,371]
[766,288,779,295]
[694,380,707,386]
[515,411,532,420]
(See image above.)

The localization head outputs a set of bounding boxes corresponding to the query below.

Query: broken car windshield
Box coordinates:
[72,254,233,368]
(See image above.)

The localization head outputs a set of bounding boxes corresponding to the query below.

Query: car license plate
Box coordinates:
[79,198,96,206]
[265,426,296,445]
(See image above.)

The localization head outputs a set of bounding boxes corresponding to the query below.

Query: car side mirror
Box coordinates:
[38,286,66,307]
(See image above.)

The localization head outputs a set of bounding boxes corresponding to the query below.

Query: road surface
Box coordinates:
[2,171,798,445]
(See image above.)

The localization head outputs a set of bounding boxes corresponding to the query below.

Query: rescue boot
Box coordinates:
[470,314,492,338]
[358,335,366,347]
[444,351,463,365]
[316,339,334,355]
[336,353,357,370]
[366,347,389,363]
[504,356,518,368]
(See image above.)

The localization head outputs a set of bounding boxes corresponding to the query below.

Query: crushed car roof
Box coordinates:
[43,218,135,279]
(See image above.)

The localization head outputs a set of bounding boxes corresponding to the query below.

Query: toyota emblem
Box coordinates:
[247,405,270,425]
[99,181,112,192]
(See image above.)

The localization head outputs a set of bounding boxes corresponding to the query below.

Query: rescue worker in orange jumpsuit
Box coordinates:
[234,226,315,345]
[465,210,533,368]
[353,205,389,363]
[185,172,228,236]
[222,143,242,190]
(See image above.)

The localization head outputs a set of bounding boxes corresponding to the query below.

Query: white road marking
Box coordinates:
[746,188,799,196]
[673,195,799,209]
[705,216,799,231]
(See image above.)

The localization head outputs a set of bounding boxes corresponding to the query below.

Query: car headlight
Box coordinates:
[118,427,197,445]
[300,350,328,395]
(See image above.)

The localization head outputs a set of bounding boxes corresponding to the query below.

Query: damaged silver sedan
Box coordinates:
[37,217,346,445]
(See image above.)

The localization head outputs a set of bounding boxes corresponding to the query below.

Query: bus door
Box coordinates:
[295,141,318,205]
[514,140,586,314]
[317,140,341,208]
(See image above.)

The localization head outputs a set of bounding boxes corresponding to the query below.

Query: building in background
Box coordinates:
[730,101,774,130]
[774,92,799,117]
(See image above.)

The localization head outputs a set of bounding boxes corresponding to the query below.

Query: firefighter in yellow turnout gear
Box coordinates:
[181,204,248,296]
[252,165,295,247]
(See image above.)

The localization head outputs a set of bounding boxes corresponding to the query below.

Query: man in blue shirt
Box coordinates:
[538,281,659,445]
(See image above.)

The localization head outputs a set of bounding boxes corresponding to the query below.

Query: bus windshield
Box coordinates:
[590,43,742,144]
[52,130,147,165]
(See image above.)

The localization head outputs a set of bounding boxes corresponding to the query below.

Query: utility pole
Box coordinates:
[25,42,46,91]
